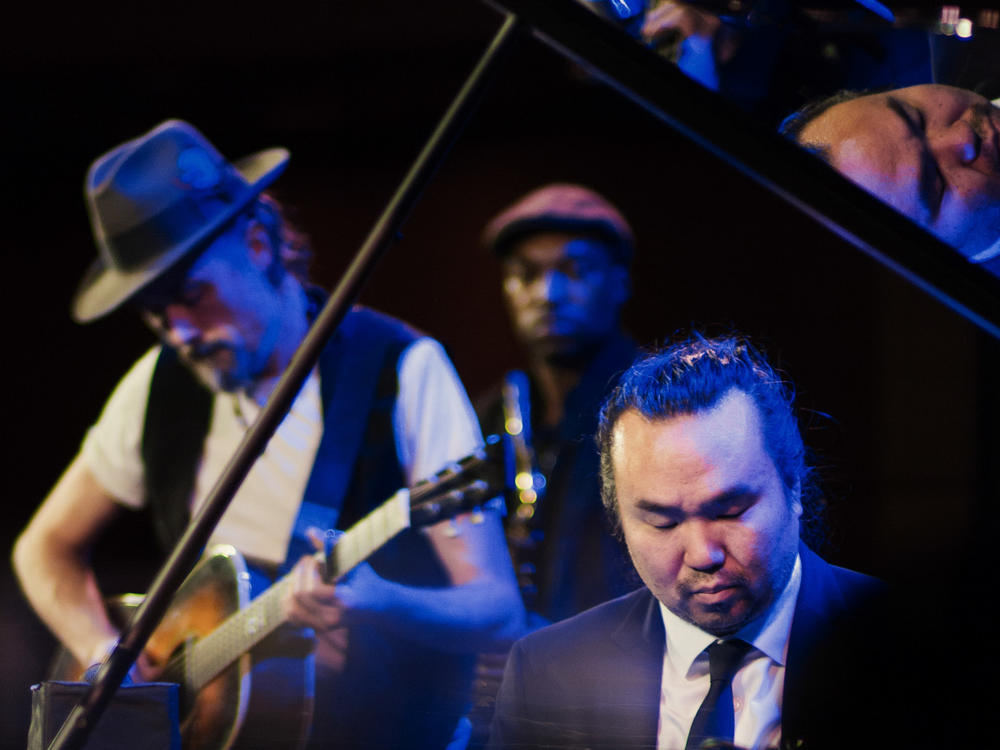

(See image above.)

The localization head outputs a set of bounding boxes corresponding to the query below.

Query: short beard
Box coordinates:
[676,571,757,637]
[181,345,248,394]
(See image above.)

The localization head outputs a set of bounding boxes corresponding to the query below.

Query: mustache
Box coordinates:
[676,570,751,596]
[179,341,233,362]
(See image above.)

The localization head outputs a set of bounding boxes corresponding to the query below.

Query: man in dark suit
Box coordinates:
[488,335,884,750]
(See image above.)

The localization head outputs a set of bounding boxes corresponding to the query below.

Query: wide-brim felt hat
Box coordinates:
[482,183,635,266]
[72,119,290,322]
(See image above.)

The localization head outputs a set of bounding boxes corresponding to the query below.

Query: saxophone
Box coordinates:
[467,370,547,748]
[499,369,546,608]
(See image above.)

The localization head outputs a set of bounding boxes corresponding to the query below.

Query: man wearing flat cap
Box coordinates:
[12,120,524,749]
[467,184,641,747]
[477,183,640,625]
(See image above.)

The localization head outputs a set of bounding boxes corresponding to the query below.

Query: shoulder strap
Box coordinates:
[141,305,421,562]
[282,306,420,566]
[141,346,214,552]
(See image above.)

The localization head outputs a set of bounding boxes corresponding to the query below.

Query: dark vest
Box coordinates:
[141,305,474,749]
[142,305,415,556]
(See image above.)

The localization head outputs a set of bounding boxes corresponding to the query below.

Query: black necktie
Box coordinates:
[684,639,754,750]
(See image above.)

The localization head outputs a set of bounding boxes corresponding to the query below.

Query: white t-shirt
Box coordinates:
[80,337,482,566]
[656,555,802,750]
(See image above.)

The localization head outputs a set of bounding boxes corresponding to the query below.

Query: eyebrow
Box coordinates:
[884,96,944,220]
[634,487,758,517]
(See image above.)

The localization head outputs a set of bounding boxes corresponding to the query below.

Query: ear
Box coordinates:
[244,219,275,270]
[789,481,803,519]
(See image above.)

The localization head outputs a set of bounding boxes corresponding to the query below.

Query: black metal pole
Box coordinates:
[46,11,524,750]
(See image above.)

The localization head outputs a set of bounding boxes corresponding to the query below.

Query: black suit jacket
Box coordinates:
[488,544,883,749]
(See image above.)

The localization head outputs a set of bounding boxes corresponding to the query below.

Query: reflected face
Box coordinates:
[136,219,285,393]
[799,84,1000,260]
[611,390,801,636]
[500,231,628,363]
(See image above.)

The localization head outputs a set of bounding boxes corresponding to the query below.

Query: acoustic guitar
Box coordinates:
[48,443,504,750]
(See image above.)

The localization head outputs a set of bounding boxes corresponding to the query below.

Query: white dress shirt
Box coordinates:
[656,554,802,750]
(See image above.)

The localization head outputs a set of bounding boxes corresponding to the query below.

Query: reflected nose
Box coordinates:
[682,520,725,572]
[931,117,980,166]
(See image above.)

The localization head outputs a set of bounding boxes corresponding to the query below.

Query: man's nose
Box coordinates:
[537,268,569,303]
[160,305,201,348]
[681,520,725,571]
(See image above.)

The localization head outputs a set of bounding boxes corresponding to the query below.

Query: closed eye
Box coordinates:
[886,96,947,219]
[708,491,756,521]
[634,500,681,530]
[715,508,748,521]
[649,519,678,530]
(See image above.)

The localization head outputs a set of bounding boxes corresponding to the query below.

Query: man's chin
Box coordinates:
[180,351,252,394]
[675,597,758,637]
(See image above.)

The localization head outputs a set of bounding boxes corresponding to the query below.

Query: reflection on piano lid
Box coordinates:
[499,0,1000,337]
[582,0,999,125]
[580,0,895,24]
[581,0,1000,32]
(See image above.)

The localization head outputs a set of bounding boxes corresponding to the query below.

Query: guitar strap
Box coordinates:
[142,301,416,570]
[283,305,416,570]
[142,346,213,553]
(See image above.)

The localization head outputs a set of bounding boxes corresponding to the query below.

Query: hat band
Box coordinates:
[105,192,247,271]
[492,217,633,265]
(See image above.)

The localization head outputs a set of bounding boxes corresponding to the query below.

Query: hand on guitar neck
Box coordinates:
[281,509,484,672]
[281,526,381,672]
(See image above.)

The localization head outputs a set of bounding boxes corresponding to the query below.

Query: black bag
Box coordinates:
[28,681,180,750]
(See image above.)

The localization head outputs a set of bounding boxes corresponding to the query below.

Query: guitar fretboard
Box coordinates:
[180,490,412,691]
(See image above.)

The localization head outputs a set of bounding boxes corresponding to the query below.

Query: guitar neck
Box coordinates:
[180,490,413,691]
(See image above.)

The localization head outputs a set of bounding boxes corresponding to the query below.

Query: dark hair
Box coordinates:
[778,88,871,161]
[254,192,313,285]
[596,334,825,548]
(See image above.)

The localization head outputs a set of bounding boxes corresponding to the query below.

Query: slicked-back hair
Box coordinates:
[778,88,877,161]
[597,335,825,548]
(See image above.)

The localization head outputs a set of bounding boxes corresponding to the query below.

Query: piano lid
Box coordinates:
[488,0,1000,337]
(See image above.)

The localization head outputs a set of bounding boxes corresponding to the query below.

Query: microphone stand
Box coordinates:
[46,11,524,750]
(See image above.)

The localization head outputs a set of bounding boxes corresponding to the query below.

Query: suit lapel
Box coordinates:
[603,588,664,747]
[782,544,847,743]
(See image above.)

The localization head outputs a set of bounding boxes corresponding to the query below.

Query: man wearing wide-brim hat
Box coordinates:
[13,119,525,750]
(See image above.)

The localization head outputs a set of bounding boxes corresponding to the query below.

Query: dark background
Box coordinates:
[2,1,997,746]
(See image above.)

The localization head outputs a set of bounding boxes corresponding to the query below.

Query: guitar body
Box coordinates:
[46,446,503,750]
[48,546,314,750]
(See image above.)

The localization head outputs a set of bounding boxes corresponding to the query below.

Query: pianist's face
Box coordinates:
[610,390,801,637]
[798,84,1000,261]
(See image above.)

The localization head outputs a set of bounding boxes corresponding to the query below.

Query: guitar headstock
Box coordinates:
[408,435,506,528]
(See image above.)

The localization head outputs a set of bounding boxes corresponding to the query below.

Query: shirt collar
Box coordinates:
[659,553,802,676]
